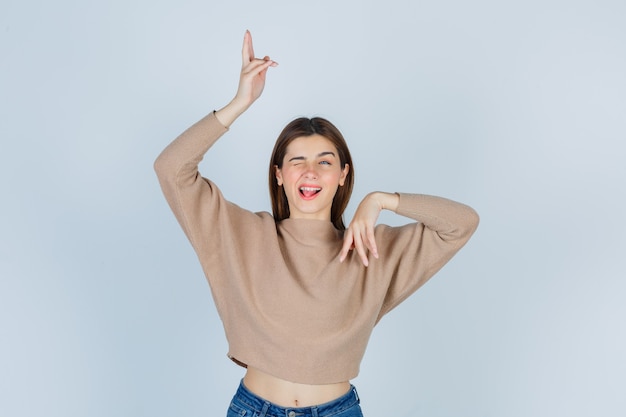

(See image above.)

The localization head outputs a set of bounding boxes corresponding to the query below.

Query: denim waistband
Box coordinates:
[231,379,360,417]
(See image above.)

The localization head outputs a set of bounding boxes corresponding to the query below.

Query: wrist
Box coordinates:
[230,96,252,112]
[368,192,400,212]
[215,98,250,127]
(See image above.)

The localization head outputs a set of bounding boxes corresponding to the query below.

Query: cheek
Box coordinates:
[283,170,300,186]
[327,170,344,184]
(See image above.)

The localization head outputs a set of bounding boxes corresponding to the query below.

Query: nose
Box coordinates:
[303,163,318,179]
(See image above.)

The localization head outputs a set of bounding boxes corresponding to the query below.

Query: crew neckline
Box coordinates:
[278,218,342,245]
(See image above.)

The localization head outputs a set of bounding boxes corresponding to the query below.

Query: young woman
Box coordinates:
[155,31,479,417]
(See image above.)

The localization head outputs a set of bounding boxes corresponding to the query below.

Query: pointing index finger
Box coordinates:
[339,230,354,262]
[242,30,254,64]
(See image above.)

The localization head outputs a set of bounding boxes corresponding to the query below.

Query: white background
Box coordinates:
[1,1,625,416]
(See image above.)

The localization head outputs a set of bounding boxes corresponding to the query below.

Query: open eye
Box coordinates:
[319,160,331,165]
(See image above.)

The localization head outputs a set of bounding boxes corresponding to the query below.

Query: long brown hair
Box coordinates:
[268,117,354,230]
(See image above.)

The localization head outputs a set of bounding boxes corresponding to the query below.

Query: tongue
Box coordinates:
[302,189,317,198]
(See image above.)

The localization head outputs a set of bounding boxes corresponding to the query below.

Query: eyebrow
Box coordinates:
[288,151,336,162]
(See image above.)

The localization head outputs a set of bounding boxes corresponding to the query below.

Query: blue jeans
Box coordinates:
[226,380,364,417]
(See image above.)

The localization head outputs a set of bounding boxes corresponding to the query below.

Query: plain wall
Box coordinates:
[1,1,625,416]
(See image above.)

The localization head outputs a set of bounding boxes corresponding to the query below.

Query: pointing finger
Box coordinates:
[353,230,369,267]
[242,30,254,65]
[339,230,354,262]
[366,226,378,259]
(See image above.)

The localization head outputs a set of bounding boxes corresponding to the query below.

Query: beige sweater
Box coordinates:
[154,112,479,384]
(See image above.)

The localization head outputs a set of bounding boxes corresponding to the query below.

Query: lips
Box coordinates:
[299,185,322,199]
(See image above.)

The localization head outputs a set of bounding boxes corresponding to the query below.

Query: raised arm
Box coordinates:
[154,30,278,188]
[154,31,277,250]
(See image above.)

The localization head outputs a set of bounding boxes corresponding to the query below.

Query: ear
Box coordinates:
[275,165,283,186]
[338,163,350,186]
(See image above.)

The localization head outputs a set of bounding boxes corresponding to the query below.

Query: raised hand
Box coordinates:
[216,31,277,127]
[339,192,399,267]
[234,30,278,108]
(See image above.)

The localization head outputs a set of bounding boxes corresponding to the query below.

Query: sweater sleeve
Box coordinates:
[153,112,266,260]
[375,193,479,321]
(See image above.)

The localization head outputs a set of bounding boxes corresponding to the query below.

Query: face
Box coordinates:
[275,134,350,221]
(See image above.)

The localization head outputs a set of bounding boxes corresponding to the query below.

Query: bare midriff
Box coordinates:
[243,366,351,408]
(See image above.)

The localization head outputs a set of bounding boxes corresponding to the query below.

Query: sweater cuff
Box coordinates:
[211,110,230,131]
[394,193,427,218]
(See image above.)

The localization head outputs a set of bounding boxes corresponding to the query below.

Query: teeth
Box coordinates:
[300,187,321,192]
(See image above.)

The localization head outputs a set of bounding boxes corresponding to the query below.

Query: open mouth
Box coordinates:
[299,186,322,199]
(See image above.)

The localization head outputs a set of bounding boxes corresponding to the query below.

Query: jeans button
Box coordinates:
[288,411,296,417]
